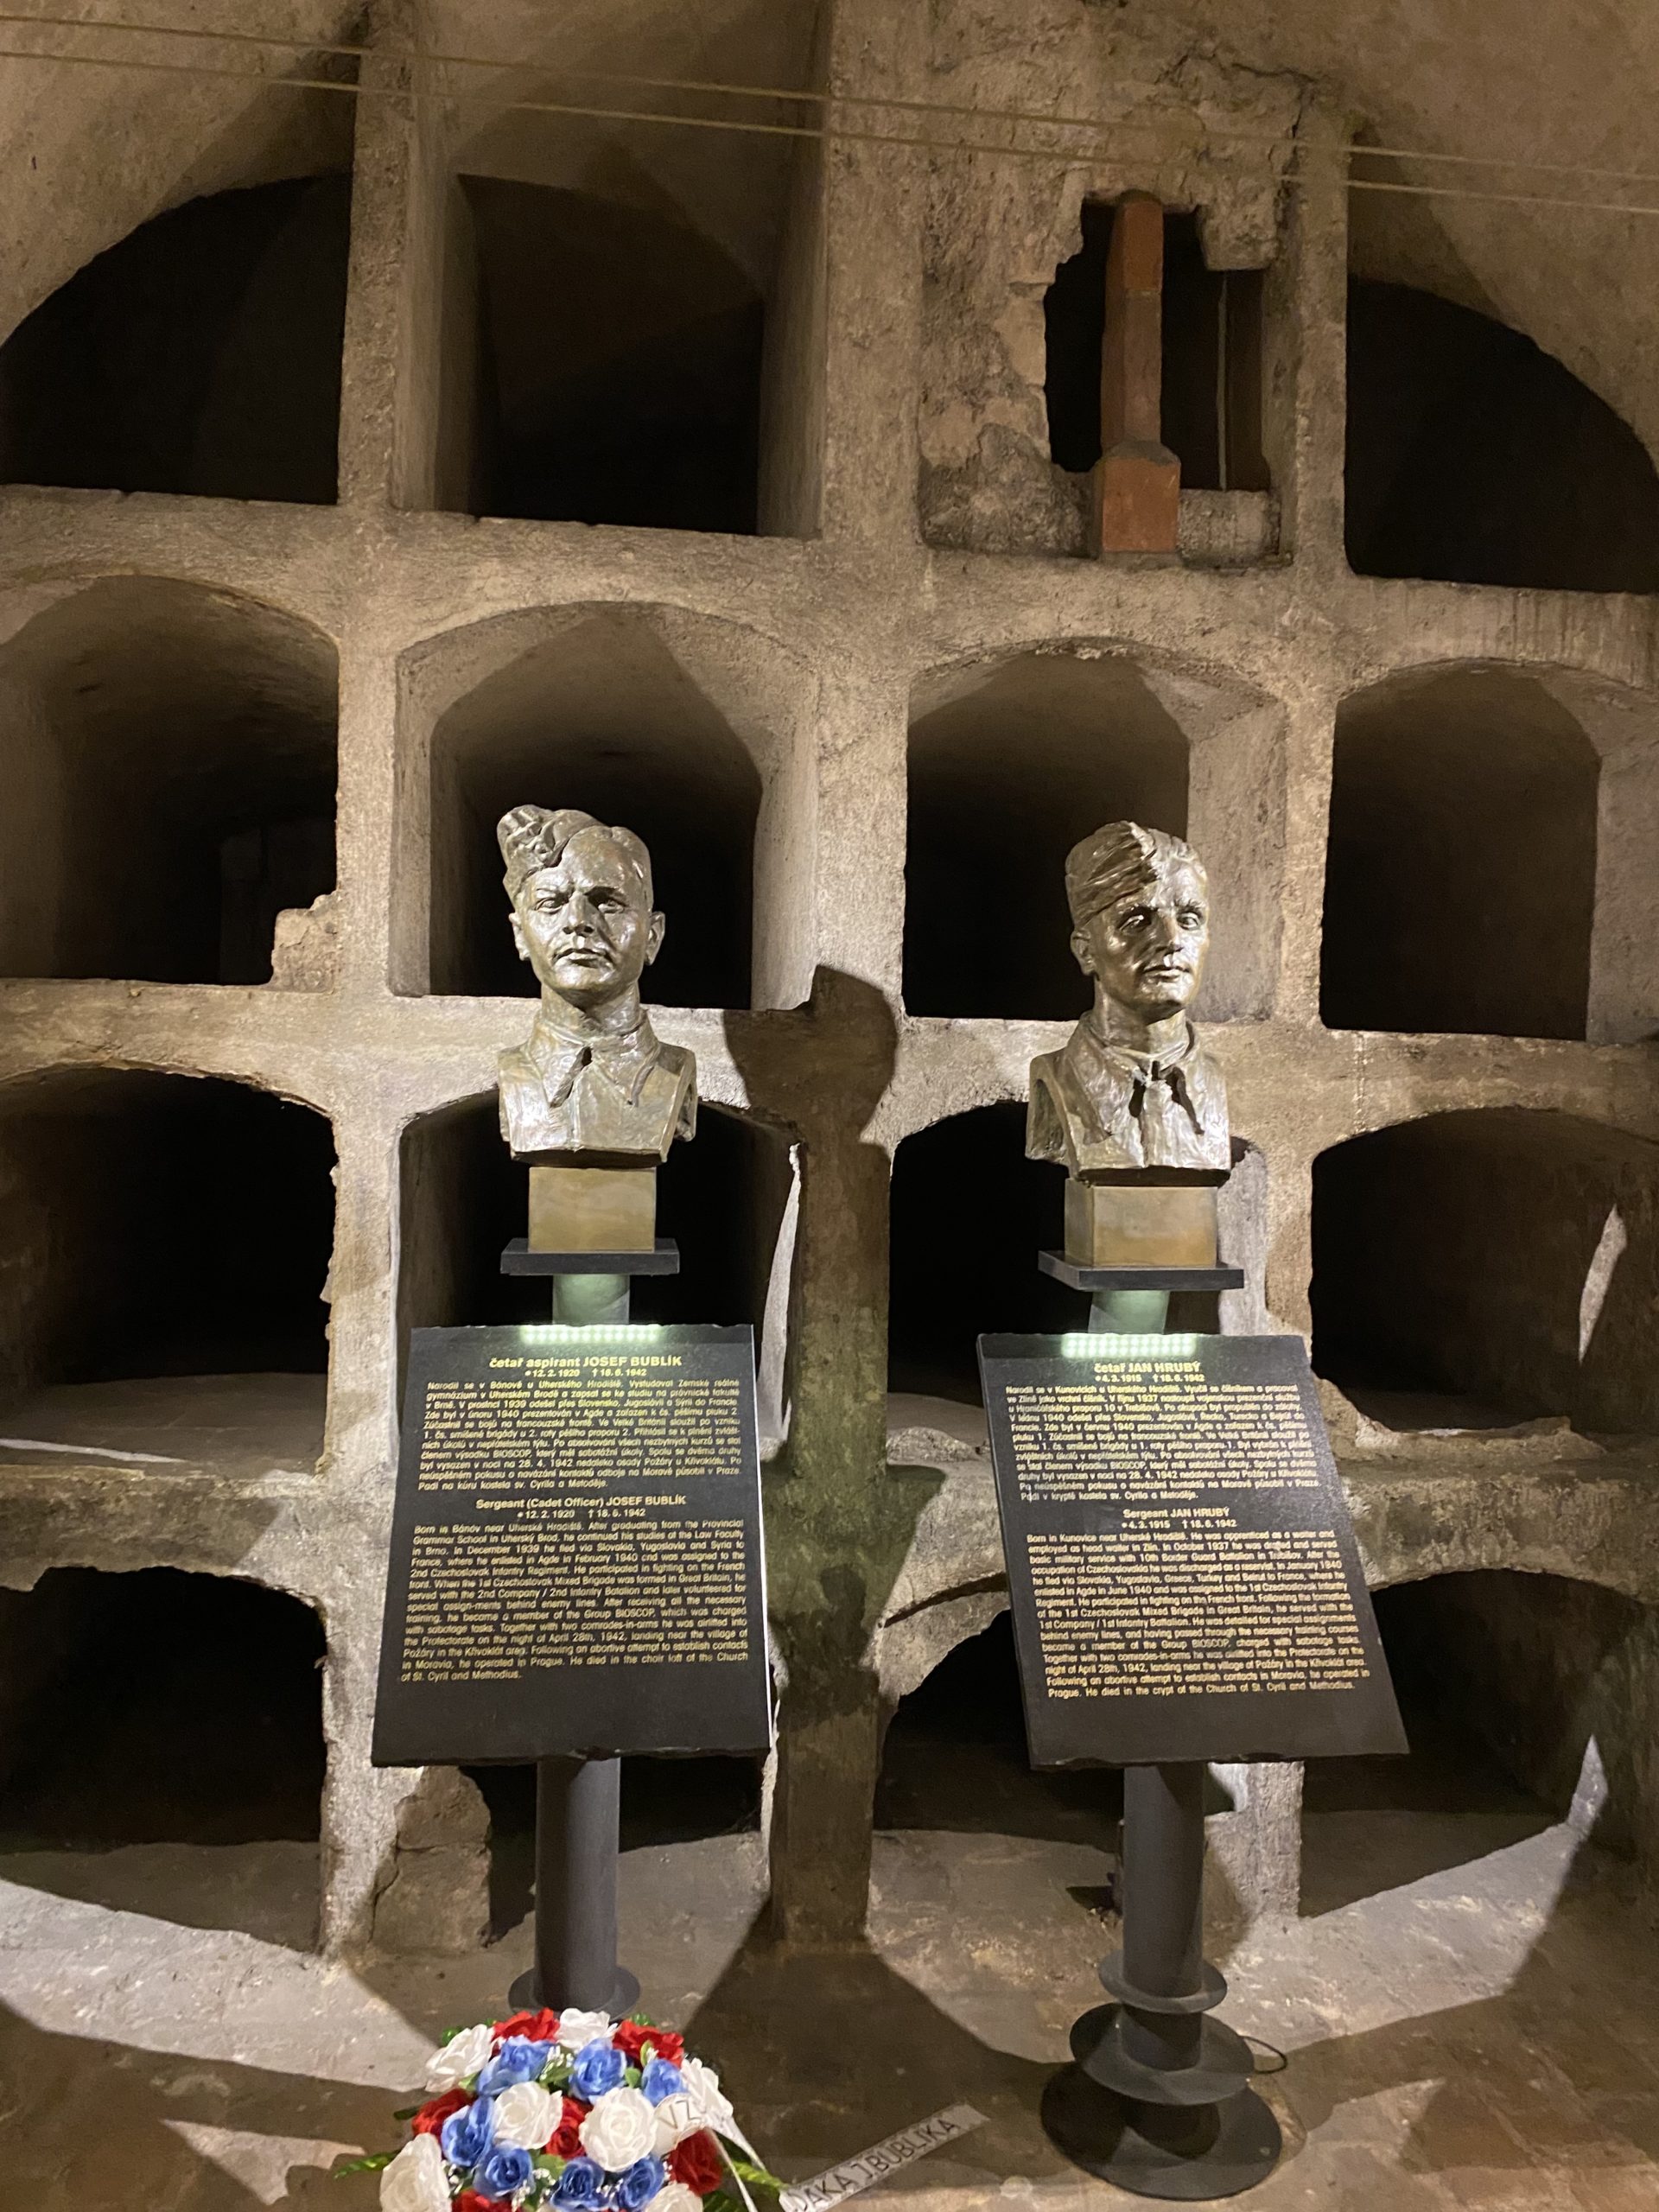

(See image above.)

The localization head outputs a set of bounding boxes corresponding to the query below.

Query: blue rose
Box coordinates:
[476,2145,533,2202]
[440,2095,495,2171]
[478,2037,556,2094]
[639,2058,685,2107]
[569,2037,626,2101]
[615,2157,666,2211]
[553,2156,608,2209]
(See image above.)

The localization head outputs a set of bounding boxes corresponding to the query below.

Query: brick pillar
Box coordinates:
[1092,193,1180,556]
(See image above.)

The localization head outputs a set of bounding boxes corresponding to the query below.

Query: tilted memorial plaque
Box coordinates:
[373,1324,772,1767]
[978,1331,1405,1767]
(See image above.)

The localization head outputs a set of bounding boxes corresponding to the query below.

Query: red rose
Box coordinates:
[613,2019,686,2068]
[454,2194,495,2212]
[548,2096,588,2158]
[491,2007,562,2044]
[410,2088,468,2137]
[669,2133,726,2196]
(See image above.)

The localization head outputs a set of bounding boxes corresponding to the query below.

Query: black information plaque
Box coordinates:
[978,1331,1406,1768]
[373,1324,772,1767]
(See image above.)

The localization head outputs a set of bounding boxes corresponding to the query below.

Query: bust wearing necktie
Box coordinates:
[1027,821,1229,1177]
[496,804,696,1164]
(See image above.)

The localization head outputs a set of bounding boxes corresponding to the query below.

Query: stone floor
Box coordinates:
[3,1730,1657,2212]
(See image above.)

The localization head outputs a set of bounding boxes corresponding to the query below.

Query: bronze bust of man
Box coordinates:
[1027,821,1229,1175]
[496,804,696,1163]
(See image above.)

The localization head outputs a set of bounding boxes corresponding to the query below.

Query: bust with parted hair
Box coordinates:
[1027,820,1230,1175]
[495,804,696,1162]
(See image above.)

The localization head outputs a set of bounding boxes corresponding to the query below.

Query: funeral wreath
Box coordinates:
[345,2009,782,2212]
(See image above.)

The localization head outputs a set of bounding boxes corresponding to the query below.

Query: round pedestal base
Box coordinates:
[508,1965,641,2017]
[1041,2065,1281,2202]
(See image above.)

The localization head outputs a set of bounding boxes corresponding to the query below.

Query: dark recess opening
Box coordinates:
[0,176,351,505]
[453,177,764,532]
[427,619,759,1006]
[464,1757,763,1941]
[1312,1110,1659,1434]
[0,1567,325,1849]
[1044,204,1268,491]
[0,578,338,985]
[1320,669,1597,1039]
[877,1612,1120,1844]
[904,654,1187,1019]
[1345,279,1659,591]
[0,1073,335,1397]
[888,1104,1088,1405]
[1303,1572,1650,1915]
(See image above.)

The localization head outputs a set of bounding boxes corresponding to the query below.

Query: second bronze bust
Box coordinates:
[496,804,696,1163]
[1027,820,1229,1175]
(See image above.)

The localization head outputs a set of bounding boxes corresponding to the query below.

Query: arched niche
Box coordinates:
[0,579,338,985]
[0,177,351,505]
[398,1092,796,1437]
[1312,1110,1659,1434]
[410,603,817,1009]
[0,1566,325,1943]
[876,1610,1118,1844]
[888,1104,1077,1414]
[0,1071,334,1456]
[1344,280,1659,592]
[1302,1569,1658,1918]
[429,3,822,536]
[904,652,1190,1020]
[1321,666,1599,1039]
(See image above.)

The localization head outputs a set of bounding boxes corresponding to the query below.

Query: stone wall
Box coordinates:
[2,0,1659,1954]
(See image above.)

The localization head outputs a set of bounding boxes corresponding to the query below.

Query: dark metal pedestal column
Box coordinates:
[1041,1762,1280,2199]
[509,1755,640,2014]
[498,1237,679,2017]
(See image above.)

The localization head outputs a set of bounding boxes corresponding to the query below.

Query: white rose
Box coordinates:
[651,2092,700,2155]
[423,2021,494,2092]
[491,2079,560,2151]
[652,2188,705,2212]
[678,2056,735,2135]
[379,2134,449,2212]
[555,2008,614,2052]
[580,2085,658,2171]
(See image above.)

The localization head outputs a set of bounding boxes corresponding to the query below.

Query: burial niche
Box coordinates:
[1312,1110,1659,1435]
[877,1611,1119,1847]
[1345,280,1659,592]
[904,653,1188,1019]
[0,579,338,985]
[1044,204,1269,493]
[423,613,761,1006]
[0,1567,325,1942]
[1320,667,1598,1039]
[0,177,351,505]
[1302,1570,1656,1916]
[0,1071,334,1451]
[888,1104,1076,1410]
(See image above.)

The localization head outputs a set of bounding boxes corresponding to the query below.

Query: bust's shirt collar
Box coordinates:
[1073,1013,1207,1133]
[525,996,660,1109]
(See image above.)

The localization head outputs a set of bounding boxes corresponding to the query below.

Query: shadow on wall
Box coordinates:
[1320,667,1598,1040]
[905,652,1188,1020]
[1312,1110,1659,1432]
[1345,279,1659,593]
[0,177,351,505]
[0,1071,336,1398]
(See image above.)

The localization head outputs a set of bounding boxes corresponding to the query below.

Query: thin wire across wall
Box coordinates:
[1,7,1658,221]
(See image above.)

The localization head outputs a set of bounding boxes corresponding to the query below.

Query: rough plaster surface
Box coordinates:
[0,0,1658,1980]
